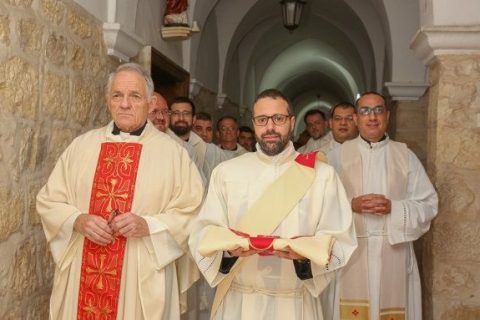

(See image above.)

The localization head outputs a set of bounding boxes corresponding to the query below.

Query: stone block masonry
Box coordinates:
[0,0,114,318]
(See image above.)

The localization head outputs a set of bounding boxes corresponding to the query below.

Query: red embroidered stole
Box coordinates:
[77,142,142,319]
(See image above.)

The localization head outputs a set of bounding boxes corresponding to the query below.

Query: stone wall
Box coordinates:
[391,95,429,165]
[424,55,480,320]
[0,0,112,318]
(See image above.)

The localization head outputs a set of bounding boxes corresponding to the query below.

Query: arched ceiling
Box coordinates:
[192,0,392,124]
[73,0,427,116]
[79,0,418,134]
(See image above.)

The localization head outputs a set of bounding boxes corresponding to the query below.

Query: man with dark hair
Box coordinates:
[193,111,214,143]
[237,126,256,152]
[189,88,356,320]
[170,96,196,140]
[297,109,330,153]
[37,63,203,319]
[167,97,229,186]
[328,91,438,320]
[216,115,248,156]
[317,102,358,154]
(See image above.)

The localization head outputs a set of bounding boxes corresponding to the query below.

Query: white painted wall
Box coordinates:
[421,0,480,26]
[384,0,427,84]
[194,11,220,92]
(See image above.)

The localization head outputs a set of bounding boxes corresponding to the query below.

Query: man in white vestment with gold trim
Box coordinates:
[189,88,357,320]
[37,63,203,319]
[328,91,438,320]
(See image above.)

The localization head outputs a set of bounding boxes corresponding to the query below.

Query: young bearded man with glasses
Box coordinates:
[326,91,438,320]
[189,88,356,320]
[166,97,234,188]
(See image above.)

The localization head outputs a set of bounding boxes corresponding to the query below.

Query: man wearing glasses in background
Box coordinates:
[317,102,358,154]
[216,115,248,157]
[166,97,228,187]
[189,88,356,320]
[148,92,170,132]
[327,91,438,320]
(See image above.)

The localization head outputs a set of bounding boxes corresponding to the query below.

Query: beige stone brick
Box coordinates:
[436,168,476,217]
[38,237,55,286]
[92,99,111,128]
[27,180,42,226]
[0,185,23,241]
[436,126,480,170]
[24,292,50,319]
[71,79,96,125]
[433,261,479,300]
[0,14,9,44]
[16,124,35,176]
[92,28,107,56]
[0,57,39,120]
[440,306,480,320]
[30,126,49,171]
[47,126,75,165]
[90,52,106,78]
[68,8,92,40]
[11,238,42,297]
[42,71,68,119]
[0,113,35,181]
[41,0,64,25]
[6,0,33,7]
[69,42,85,70]
[433,221,480,263]
[45,31,67,65]
[19,17,42,53]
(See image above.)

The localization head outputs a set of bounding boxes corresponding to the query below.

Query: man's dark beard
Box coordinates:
[256,129,292,156]
[171,122,191,137]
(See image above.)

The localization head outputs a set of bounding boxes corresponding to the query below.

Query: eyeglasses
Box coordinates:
[170,110,192,118]
[252,114,290,126]
[149,109,170,117]
[332,115,354,122]
[357,105,386,116]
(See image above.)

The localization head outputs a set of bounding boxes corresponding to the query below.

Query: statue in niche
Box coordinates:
[164,0,189,26]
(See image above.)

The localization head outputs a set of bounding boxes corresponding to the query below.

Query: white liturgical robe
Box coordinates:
[168,130,231,187]
[37,121,204,319]
[189,142,357,320]
[219,143,248,158]
[297,132,333,153]
[327,136,438,320]
[317,132,341,155]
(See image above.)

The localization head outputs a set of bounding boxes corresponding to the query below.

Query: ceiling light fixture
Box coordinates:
[280,0,306,32]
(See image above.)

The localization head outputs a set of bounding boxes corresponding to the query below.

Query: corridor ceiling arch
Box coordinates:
[258,39,361,102]
[188,0,425,121]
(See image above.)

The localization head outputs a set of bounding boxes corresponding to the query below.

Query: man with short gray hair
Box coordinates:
[37,63,203,319]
